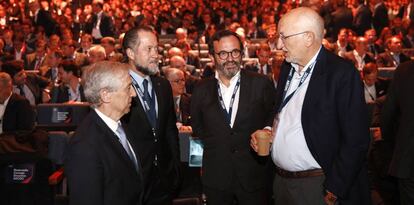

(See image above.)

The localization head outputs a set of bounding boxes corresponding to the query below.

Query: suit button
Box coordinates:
[231,149,238,153]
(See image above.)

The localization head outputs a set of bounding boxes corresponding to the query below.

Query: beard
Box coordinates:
[133,60,159,76]
[216,59,242,79]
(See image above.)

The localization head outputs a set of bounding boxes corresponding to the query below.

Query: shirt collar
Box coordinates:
[129,69,151,87]
[291,46,321,75]
[0,93,12,106]
[94,108,120,133]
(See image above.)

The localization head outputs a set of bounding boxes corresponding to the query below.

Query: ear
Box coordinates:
[100,89,112,104]
[126,48,134,61]
[305,32,315,47]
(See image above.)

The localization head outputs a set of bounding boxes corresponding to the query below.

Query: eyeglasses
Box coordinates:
[278,31,309,42]
[215,49,241,60]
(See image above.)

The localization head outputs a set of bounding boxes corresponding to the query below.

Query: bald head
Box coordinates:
[168,47,184,58]
[279,7,324,43]
[164,67,185,80]
[170,55,186,70]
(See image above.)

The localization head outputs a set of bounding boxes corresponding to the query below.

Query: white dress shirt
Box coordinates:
[94,108,138,163]
[215,70,241,128]
[92,11,103,39]
[13,84,36,106]
[272,47,322,172]
[0,93,12,134]
[129,70,158,116]
[364,83,377,103]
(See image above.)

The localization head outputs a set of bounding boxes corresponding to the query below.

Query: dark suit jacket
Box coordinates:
[373,3,389,35]
[65,110,143,205]
[121,76,180,201]
[331,6,353,39]
[2,94,35,133]
[381,60,414,178]
[376,51,411,67]
[85,12,115,38]
[374,77,390,98]
[179,93,191,126]
[34,9,58,37]
[191,70,276,191]
[353,4,372,36]
[343,51,375,69]
[50,84,86,103]
[23,73,50,105]
[275,47,370,203]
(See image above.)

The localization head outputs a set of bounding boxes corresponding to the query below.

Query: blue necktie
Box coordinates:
[116,123,138,172]
[143,79,156,128]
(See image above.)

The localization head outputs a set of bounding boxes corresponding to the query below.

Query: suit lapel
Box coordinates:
[91,110,141,177]
[303,47,328,114]
[211,78,232,129]
[233,70,249,129]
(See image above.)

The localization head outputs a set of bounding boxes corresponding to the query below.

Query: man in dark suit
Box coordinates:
[330,0,353,40]
[122,26,180,205]
[381,60,414,205]
[164,68,191,126]
[2,60,50,106]
[373,0,389,35]
[85,2,115,43]
[245,43,273,78]
[191,30,276,205]
[377,36,411,67]
[0,72,34,134]
[28,0,58,37]
[65,61,142,205]
[353,0,372,36]
[251,7,370,205]
[361,63,390,103]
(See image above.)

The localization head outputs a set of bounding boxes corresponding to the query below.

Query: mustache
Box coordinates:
[223,61,239,67]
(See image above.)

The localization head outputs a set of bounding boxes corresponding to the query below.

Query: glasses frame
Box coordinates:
[279,31,309,42]
[214,49,242,60]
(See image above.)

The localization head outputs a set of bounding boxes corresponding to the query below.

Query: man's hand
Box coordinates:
[250,129,272,152]
[324,190,337,205]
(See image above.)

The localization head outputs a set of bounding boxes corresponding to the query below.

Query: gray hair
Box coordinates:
[82,61,131,107]
[89,45,107,58]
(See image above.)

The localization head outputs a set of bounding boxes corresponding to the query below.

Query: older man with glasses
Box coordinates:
[251,7,371,205]
[191,30,276,205]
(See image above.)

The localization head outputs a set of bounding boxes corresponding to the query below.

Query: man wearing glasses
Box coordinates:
[250,7,371,205]
[191,30,276,205]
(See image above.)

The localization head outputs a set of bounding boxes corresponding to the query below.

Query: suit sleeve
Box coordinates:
[16,98,35,131]
[65,135,104,205]
[262,77,277,127]
[324,66,371,198]
[164,82,180,163]
[190,83,205,139]
[381,71,400,142]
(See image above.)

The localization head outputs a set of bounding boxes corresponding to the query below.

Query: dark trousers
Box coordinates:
[399,177,414,205]
[273,173,325,205]
[204,178,269,205]
[143,167,173,205]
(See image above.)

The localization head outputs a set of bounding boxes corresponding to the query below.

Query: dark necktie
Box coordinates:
[116,123,139,172]
[143,79,156,128]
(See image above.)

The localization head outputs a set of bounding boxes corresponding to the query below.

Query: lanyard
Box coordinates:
[217,76,241,126]
[130,76,155,118]
[278,61,316,113]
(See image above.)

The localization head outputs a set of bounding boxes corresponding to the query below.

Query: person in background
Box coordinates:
[361,63,390,104]
[50,60,86,103]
